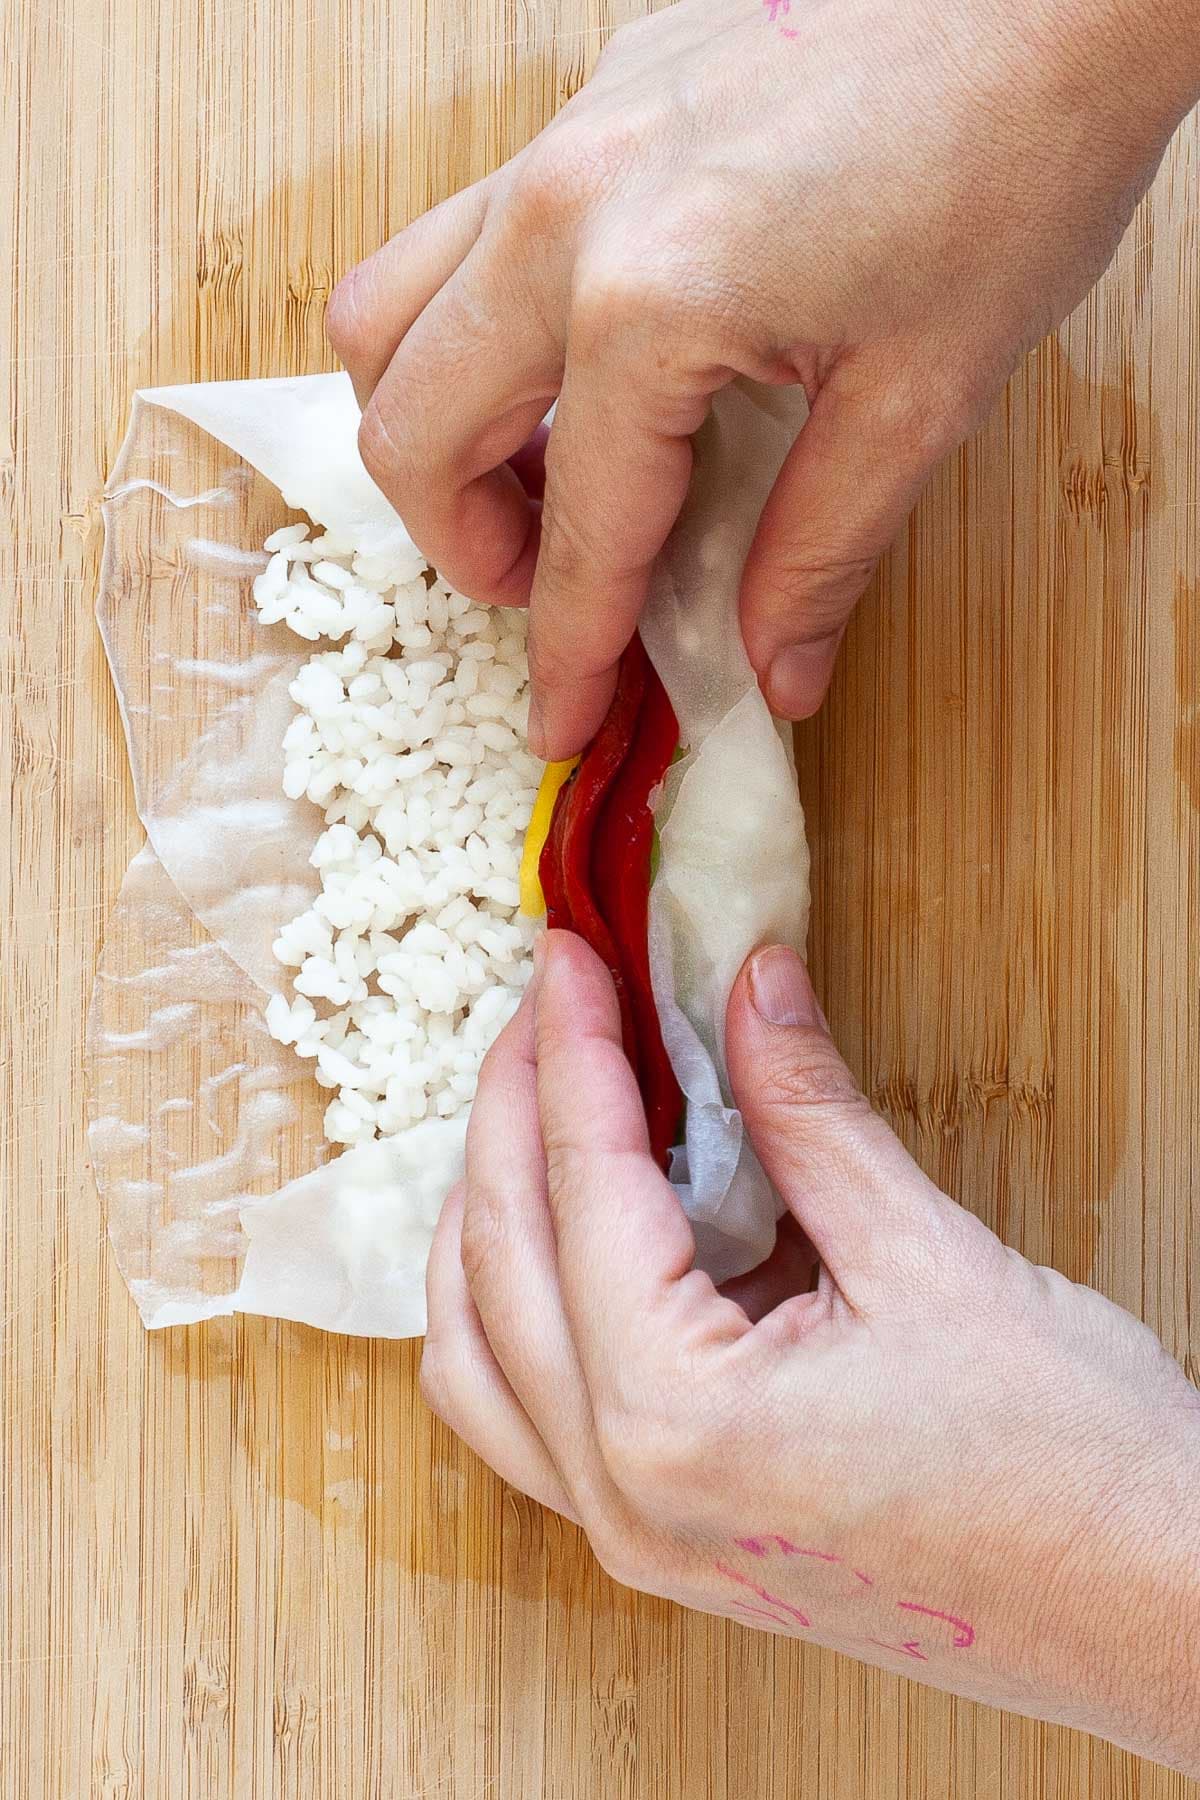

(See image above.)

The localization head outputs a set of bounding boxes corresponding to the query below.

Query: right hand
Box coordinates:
[422,934,1200,1772]
[328,0,1198,756]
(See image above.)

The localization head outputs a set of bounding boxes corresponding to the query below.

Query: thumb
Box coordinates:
[726,945,955,1303]
[740,361,949,720]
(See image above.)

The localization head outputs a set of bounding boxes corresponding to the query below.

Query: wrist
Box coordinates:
[1113,1410,1200,1771]
[1041,1389,1200,1771]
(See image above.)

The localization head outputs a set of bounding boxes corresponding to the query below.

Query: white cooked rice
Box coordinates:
[254,521,540,1146]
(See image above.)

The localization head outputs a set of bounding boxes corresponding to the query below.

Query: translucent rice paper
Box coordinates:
[88,373,809,1339]
[641,382,811,1281]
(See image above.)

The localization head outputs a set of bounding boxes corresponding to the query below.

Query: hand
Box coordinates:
[328,0,1199,756]
[421,932,1200,1771]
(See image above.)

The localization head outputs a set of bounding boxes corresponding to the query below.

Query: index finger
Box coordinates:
[356,250,557,607]
[534,933,751,1394]
[326,180,494,406]
[527,318,720,759]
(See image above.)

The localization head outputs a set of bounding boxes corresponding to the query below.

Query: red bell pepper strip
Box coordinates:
[592,656,683,1169]
[537,635,684,1171]
[537,640,648,1056]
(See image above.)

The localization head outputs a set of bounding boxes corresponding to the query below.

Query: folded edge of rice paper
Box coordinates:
[641,382,811,1284]
[91,372,809,1336]
[141,373,413,552]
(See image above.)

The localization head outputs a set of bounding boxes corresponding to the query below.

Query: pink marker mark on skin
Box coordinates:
[713,1561,812,1629]
[733,1537,770,1557]
[772,1538,841,1563]
[897,1603,975,1650]
[732,1602,800,1630]
[761,0,790,19]
[780,26,799,37]
[852,1570,875,1588]
[866,1638,930,1663]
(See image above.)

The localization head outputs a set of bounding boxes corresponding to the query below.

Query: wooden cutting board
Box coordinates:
[4,0,1198,1793]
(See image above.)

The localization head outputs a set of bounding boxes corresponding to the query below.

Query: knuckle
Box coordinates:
[553,114,644,191]
[922,358,996,446]
[504,112,652,242]
[325,266,373,365]
[524,633,575,694]
[528,565,626,676]
[356,401,411,498]
[532,506,592,587]
[766,547,877,622]
[418,1341,454,1422]
[903,392,961,464]
[569,256,735,386]
[569,254,675,350]
[585,1517,659,1594]
[533,486,647,615]
[506,127,600,229]
[760,1035,866,1114]
[457,1180,508,1292]
[593,1399,699,1505]
[874,367,968,466]
[532,508,615,611]
[596,1422,665,1502]
[540,1136,599,1223]
[528,626,579,687]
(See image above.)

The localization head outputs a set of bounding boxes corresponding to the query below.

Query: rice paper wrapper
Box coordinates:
[88,373,809,1338]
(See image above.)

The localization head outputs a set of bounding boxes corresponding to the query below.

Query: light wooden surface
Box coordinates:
[3,0,1199,1792]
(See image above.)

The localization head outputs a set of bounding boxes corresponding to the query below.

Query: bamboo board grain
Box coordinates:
[2,0,1198,1793]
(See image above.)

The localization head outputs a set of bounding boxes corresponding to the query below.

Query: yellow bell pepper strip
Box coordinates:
[519,756,580,916]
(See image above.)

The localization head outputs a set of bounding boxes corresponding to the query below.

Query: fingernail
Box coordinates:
[766,637,839,719]
[528,693,548,759]
[749,946,821,1028]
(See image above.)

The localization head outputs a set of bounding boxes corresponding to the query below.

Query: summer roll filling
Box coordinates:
[523,635,684,1170]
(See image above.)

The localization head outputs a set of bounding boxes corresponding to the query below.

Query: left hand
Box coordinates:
[421,931,1200,1767]
[327,0,1196,756]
